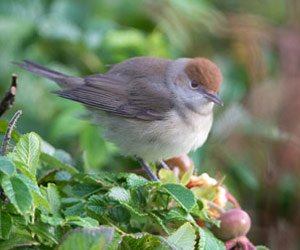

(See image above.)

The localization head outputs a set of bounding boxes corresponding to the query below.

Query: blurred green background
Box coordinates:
[1,0,300,249]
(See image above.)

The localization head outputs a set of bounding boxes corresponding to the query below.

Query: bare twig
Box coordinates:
[0,74,17,117]
[1,110,22,156]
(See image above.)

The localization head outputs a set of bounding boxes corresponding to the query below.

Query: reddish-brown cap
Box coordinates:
[184,58,223,93]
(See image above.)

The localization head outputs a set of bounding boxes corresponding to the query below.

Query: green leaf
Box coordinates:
[16,174,51,212]
[120,233,172,250]
[191,186,219,201]
[41,214,64,226]
[40,152,78,174]
[180,165,194,186]
[198,227,225,250]
[109,187,131,203]
[85,195,107,216]
[108,187,147,216]
[108,205,131,224]
[159,169,178,184]
[0,156,16,176]
[15,132,41,174]
[72,183,102,197]
[148,211,169,235]
[108,187,146,216]
[28,222,59,245]
[126,174,149,189]
[0,233,38,250]
[1,175,32,214]
[0,211,12,239]
[13,160,36,181]
[64,202,86,217]
[65,216,99,228]
[54,170,72,181]
[57,227,118,250]
[167,223,196,250]
[162,184,196,212]
[41,183,61,214]
[166,207,190,222]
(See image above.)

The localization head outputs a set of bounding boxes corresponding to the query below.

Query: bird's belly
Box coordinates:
[95,111,213,162]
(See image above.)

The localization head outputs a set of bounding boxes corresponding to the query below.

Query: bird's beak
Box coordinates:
[204,92,223,106]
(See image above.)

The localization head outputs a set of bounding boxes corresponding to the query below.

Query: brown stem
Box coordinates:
[0,74,17,117]
[0,110,22,156]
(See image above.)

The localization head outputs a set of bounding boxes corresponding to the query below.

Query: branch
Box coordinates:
[0,110,22,156]
[0,74,17,117]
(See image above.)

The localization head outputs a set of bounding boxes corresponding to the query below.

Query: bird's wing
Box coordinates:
[54,74,173,120]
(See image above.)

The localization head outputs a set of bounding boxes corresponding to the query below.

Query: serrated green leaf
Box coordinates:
[0,233,38,250]
[61,197,82,205]
[1,175,32,214]
[0,156,16,176]
[159,169,178,184]
[72,183,102,197]
[41,183,61,214]
[191,186,219,201]
[40,152,78,174]
[180,165,194,186]
[54,170,72,181]
[15,132,41,174]
[85,195,108,216]
[53,149,73,165]
[198,227,225,250]
[131,188,147,209]
[108,205,131,224]
[148,211,169,235]
[28,222,59,245]
[13,160,36,181]
[126,174,149,189]
[41,214,64,226]
[108,187,146,216]
[120,233,172,250]
[167,222,196,250]
[57,227,117,250]
[166,207,189,222]
[40,139,56,155]
[109,187,131,203]
[65,216,99,228]
[64,202,86,217]
[162,184,196,212]
[0,211,12,239]
[16,174,51,212]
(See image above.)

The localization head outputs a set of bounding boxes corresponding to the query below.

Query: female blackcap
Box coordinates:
[15,57,223,180]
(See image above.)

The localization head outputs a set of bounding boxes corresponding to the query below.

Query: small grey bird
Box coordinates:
[15,57,223,180]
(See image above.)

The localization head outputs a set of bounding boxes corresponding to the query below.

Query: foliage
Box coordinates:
[0,132,228,249]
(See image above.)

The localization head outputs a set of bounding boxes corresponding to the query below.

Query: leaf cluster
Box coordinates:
[0,132,225,249]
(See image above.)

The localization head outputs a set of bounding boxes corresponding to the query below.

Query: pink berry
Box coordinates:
[212,209,251,241]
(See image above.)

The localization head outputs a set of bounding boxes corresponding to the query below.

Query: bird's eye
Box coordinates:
[190,80,199,89]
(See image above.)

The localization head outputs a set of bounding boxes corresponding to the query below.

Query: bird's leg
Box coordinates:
[136,157,159,181]
[158,160,170,170]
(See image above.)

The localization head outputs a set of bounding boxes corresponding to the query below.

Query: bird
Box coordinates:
[14,57,223,181]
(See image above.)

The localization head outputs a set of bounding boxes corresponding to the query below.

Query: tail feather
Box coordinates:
[13,60,66,80]
[13,60,84,88]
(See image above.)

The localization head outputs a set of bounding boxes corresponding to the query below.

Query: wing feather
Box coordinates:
[55,74,173,120]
